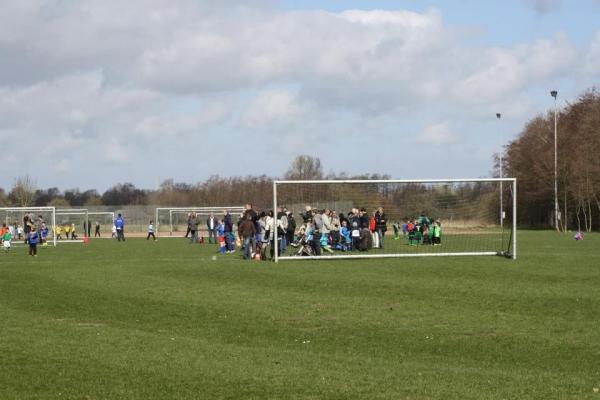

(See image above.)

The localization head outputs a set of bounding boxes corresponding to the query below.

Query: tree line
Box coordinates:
[0,156,388,210]
[504,87,600,231]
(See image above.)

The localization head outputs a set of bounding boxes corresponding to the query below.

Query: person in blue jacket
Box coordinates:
[29,226,39,256]
[223,209,234,253]
[115,214,125,242]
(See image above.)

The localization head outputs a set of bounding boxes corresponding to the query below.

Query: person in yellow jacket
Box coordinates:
[55,225,63,240]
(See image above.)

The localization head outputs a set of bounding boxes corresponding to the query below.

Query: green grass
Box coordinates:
[1,231,599,399]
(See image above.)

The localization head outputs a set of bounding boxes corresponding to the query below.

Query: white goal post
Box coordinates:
[154,206,245,239]
[272,178,517,262]
[0,206,57,246]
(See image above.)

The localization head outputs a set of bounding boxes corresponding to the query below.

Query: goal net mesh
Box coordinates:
[275,180,515,259]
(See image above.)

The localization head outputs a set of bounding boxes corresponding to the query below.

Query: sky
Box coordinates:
[1,0,599,192]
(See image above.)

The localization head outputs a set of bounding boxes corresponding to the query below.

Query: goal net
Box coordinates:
[87,212,115,238]
[272,179,516,261]
[155,206,245,238]
[0,206,57,246]
[55,209,89,241]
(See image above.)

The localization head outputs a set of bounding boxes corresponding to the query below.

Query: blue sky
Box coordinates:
[0,0,598,192]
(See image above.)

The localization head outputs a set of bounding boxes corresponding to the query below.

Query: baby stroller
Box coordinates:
[294,231,316,256]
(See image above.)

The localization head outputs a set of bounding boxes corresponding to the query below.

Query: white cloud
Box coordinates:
[416,121,457,146]
[240,89,309,129]
[0,2,598,189]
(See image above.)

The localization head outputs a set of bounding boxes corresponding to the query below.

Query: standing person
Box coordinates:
[2,225,11,252]
[320,209,334,254]
[206,213,218,244]
[184,213,192,238]
[244,204,259,254]
[28,226,39,256]
[223,209,234,253]
[147,220,157,241]
[286,212,296,247]
[238,214,256,259]
[36,215,44,243]
[276,207,288,254]
[348,208,361,251]
[189,213,199,243]
[115,213,125,242]
[55,225,63,240]
[311,209,323,256]
[23,215,31,244]
[330,211,341,247]
[94,222,101,237]
[87,220,92,237]
[375,207,388,250]
[41,223,49,246]
[71,223,78,240]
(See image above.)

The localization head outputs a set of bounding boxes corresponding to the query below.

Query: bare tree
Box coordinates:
[285,155,324,180]
[8,175,37,207]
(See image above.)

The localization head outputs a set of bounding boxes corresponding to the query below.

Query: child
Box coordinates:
[64,224,71,240]
[17,224,24,240]
[217,220,226,254]
[392,222,401,240]
[574,230,584,241]
[0,224,12,251]
[407,220,417,246]
[147,220,157,241]
[0,223,7,244]
[71,224,78,240]
[432,221,442,245]
[28,226,39,256]
[41,223,49,246]
[111,224,117,238]
[339,220,352,251]
[3,226,11,252]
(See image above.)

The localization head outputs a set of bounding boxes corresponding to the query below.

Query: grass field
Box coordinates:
[1,231,599,399]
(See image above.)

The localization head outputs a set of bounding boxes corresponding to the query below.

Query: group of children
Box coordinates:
[54,224,79,240]
[1,220,50,256]
[392,215,442,246]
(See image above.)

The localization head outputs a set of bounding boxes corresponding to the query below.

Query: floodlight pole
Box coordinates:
[496,113,504,228]
[551,90,559,232]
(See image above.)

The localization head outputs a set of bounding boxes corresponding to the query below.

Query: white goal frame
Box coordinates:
[0,206,57,246]
[272,178,517,262]
[154,206,245,239]
[55,208,90,242]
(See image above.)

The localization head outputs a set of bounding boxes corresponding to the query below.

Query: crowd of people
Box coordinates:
[176,204,443,260]
[1,207,442,259]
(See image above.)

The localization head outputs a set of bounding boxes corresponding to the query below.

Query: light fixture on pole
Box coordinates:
[496,113,503,228]
[550,90,559,232]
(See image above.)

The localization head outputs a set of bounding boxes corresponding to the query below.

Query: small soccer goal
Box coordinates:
[87,212,115,238]
[154,206,245,239]
[272,178,517,262]
[0,206,57,246]
[55,209,90,242]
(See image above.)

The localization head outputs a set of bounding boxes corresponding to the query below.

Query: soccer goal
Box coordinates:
[154,206,245,239]
[272,178,517,262]
[55,208,90,242]
[0,206,57,246]
[87,212,115,238]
